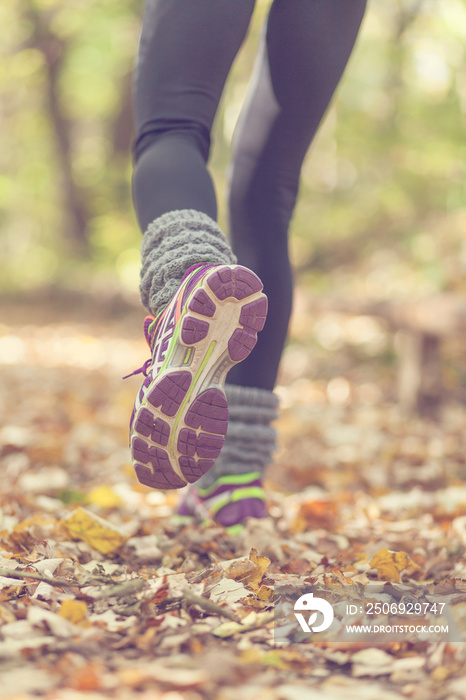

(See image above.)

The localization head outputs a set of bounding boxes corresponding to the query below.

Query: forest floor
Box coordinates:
[1,290,466,700]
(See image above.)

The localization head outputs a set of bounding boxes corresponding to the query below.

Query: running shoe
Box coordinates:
[127,263,267,490]
[177,472,268,534]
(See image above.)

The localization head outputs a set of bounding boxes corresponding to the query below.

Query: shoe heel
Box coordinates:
[207,265,263,301]
[206,266,268,364]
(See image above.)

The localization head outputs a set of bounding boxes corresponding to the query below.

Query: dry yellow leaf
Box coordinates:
[0,603,16,624]
[224,559,256,581]
[249,548,271,578]
[239,648,263,664]
[224,548,271,590]
[240,594,268,610]
[13,513,55,532]
[430,665,452,681]
[257,584,274,601]
[87,485,123,509]
[59,599,89,626]
[61,507,127,555]
[369,547,418,582]
[240,584,273,610]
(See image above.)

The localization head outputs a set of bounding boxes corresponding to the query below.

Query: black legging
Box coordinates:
[132,0,367,391]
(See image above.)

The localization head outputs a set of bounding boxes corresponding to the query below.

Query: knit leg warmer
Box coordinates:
[140,209,237,316]
[196,383,280,490]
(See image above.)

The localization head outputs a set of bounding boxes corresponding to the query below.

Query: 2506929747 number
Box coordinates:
[346,601,446,616]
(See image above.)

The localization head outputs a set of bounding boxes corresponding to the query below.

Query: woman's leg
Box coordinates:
[132,0,255,233]
[188,1,367,522]
[129,0,270,494]
[133,0,257,318]
[227,0,367,391]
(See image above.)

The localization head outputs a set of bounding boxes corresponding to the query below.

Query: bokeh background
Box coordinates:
[1,0,465,303]
[2,6,466,693]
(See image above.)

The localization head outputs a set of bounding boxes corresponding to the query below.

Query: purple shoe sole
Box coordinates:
[214,498,268,528]
[131,265,267,490]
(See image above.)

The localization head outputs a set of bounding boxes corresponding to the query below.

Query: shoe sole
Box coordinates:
[131,265,267,489]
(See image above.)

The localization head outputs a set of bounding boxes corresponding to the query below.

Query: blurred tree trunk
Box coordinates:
[384,0,427,125]
[23,0,91,256]
[112,70,134,160]
[110,69,135,206]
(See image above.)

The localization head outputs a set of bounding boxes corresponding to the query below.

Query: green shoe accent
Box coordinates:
[209,486,266,516]
[177,470,268,528]
[225,523,245,536]
[171,514,194,525]
[197,471,263,497]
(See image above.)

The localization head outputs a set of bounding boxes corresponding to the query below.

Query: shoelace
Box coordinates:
[124,264,210,382]
[122,314,157,380]
[122,358,152,380]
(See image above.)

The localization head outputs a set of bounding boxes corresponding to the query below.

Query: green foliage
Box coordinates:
[1,0,465,299]
[287,0,466,299]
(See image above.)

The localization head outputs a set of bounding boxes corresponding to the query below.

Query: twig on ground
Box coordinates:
[93,577,148,599]
[0,568,147,600]
[0,567,73,588]
[180,587,240,622]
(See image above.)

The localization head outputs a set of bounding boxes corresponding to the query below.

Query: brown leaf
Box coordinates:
[294,500,337,531]
[61,507,128,555]
[59,599,89,626]
[370,548,419,582]
[280,557,313,575]
[224,548,270,590]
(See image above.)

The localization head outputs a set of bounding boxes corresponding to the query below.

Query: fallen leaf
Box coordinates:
[256,584,274,601]
[280,557,313,575]
[59,599,89,626]
[118,664,209,689]
[87,485,123,509]
[351,648,396,677]
[295,500,337,530]
[68,663,103,691]
[27,606,79,638]
[369,548,418,582]
[212,610,274,638]
[209,577,248,605]
[224,548,270,590]
[61,507,128,555]
[352,648,394,666]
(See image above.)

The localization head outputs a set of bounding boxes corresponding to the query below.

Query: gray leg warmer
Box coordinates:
[196,384,280,490]
[140,209,237,316]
